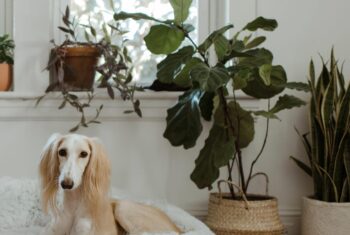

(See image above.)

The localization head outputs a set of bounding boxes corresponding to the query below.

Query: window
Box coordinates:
[0,0,13,36]
[56,0,199,84]
[10,0,224,93]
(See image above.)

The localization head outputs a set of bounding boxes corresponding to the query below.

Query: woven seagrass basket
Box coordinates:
[206,181,285,235]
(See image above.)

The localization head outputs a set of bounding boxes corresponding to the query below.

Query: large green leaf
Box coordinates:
[144,25,185,55]
[245,36,266,49]
[214,34,230,61]
[174,57,202,88]
[157,46,194,84]
[170,0,192,24]
[238,48,273,67]
[163,90,203,149]
[282,82,311,92]
[199,92,215,121]
[190,63,230,92]
[114,11,169,24]
[254,95,306,119]
[340,180,348,202]
[232,69,253,90]
[242,65,287,99]
[198,25,233,53]
[214,101,255,148]
[334,83,350,146]
[259,64,272,86]
[321,71,335,131]
[243,17,278,31]
[190,124,235,189]
[310,105,325,200]
[309,59,316,86]
[270,95,307,113]
[344,139,350,200]
[290,156,312,177]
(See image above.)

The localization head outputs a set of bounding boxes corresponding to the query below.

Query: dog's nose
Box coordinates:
[60,178,74,190]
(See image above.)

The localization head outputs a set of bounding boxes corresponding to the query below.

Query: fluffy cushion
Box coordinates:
[0,177,213,235]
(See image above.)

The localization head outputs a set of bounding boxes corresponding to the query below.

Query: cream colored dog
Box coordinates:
[39,133,181,235]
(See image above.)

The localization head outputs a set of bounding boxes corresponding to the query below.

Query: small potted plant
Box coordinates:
[114,1,307,234]
[46,6,100,91]
[39,6,142,132]
[291,50,350,235]
[0,34,14,91]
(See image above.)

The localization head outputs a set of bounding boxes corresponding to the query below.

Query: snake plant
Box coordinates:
[291,50,350,202]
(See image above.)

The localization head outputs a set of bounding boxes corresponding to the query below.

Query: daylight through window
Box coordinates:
[69,0,199,84]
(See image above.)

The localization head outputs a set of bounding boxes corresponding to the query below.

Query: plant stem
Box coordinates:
[185,33,242,197]
[185,34,209,65]
[227,163,235,197]
[218,88,246,196]
[246,100,271,188]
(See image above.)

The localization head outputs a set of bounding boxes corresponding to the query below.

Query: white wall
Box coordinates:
[1,0,350,234]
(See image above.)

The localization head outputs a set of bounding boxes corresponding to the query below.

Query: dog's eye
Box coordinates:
[80,151,88,158]
[58,149,67,157]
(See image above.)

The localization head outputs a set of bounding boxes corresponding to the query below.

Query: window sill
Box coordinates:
[0,89,254,101]
[0,90,260,121]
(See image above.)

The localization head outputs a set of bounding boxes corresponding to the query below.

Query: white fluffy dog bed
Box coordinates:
[0,177,213,235]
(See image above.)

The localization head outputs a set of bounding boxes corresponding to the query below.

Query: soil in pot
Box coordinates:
[0,63,12,91]
[50,46,100,91]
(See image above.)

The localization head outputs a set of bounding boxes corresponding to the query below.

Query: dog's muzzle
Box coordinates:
[60,178,74,190]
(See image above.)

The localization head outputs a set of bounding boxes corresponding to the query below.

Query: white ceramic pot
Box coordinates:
[302,197,350,235]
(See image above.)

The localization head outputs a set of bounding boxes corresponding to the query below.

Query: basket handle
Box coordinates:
[217,180,249,210]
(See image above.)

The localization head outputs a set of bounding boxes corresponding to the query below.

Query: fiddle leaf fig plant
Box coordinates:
[115,0,307,198]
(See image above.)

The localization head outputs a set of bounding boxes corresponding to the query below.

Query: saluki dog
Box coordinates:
[39,133,181,235]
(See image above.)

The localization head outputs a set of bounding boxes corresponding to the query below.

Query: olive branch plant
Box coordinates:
[38,5,142,132]
[114,0,309,198]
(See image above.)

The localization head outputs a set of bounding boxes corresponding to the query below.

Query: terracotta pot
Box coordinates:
[301,197,350,235]
[50,46,100,91]
[0,63,12,91]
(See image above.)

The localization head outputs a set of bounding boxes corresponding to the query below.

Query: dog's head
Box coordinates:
[39,133,110,213]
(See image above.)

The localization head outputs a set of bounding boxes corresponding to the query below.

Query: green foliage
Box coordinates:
[198,25,233,53]
[190,63,230,92]
[190,124,235,189]
[243,17,278,31]
[254,95,306,119]
[292,50,350,202]
[40,6,142,132]
[163,89,203,149]
[114,2,306,197]
[0,34,14,64]
[214,101,255,148]
[157,46,195,83]
[170,0,193,24]
[242,65,287,99]
[144,25,185,54]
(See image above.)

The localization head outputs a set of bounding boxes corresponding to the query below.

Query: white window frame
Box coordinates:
[0,0,13,36]
[54,0,211,44]
[8,0,257,97]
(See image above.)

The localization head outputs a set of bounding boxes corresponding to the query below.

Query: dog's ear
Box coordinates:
[84,137,111,195]
[83,137,111,225]
[39,133,62,214]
